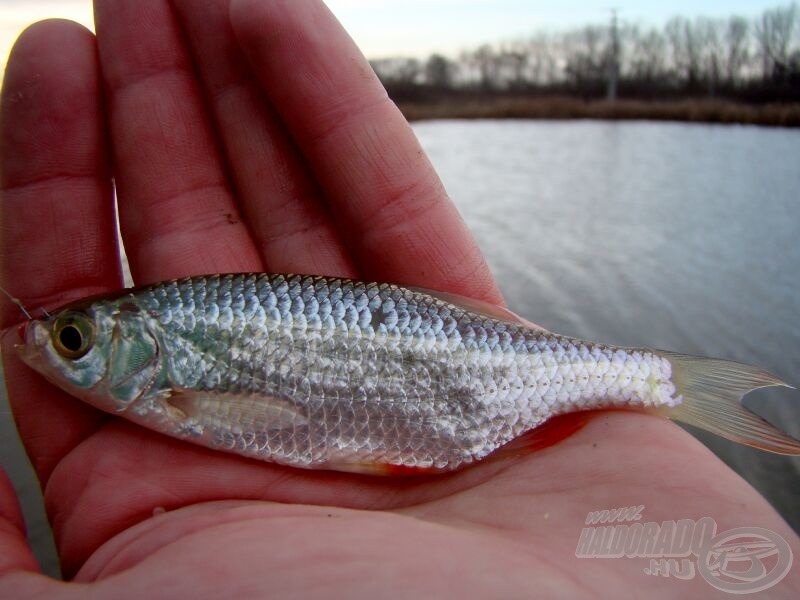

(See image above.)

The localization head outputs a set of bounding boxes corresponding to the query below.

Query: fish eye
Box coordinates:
[52,312,95,359]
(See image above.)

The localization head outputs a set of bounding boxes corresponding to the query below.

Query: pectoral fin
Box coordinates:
[166,391,308,430]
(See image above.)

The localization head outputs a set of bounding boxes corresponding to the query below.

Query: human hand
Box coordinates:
[1,0,797,596]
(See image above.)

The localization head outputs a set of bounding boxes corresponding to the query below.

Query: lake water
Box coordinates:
[1,119,798,575]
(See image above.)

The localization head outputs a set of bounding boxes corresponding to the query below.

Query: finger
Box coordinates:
[0,21,120,326]
[170,0,356,278]
[0,468,40,575]
[229,0,502,303]
[0,20,116,480]
[94,0,263,283]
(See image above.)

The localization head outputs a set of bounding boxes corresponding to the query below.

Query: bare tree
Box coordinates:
[628,26,667,84]
[424,54,457,89]
[526,32,559,85]
[666,16,701,89]
[724,16,751,86]
[464,44,503,91]
[374,4,800,104]
[564,25,607,90]
[695,17,724,95]
[497,40,531,89]
[754,3,798,80]
[606,10,620,100]
[370,57,421,87]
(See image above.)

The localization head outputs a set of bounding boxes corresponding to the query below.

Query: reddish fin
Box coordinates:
[325,414,593,475]
[323,461,444,477]
[488,412,594,461]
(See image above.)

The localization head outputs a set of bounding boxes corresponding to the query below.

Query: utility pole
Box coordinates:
[606,8,619,101]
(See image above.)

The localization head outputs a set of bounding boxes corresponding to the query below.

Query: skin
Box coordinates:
[0,1,797,597]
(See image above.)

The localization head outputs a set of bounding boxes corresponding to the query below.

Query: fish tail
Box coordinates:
[661,351,800,454]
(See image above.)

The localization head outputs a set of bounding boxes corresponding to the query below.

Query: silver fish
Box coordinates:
[16,273,800,474]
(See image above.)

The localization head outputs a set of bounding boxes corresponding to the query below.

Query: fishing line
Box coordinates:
[0,285,32,320]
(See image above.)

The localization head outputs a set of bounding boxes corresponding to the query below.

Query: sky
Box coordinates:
[0,0,790,77]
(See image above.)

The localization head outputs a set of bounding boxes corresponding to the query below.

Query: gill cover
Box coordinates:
[105,309,161,404]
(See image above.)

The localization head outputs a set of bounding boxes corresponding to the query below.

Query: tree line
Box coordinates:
[370,3,800,103]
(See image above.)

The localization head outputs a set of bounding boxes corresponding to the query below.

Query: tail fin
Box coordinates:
[661,351,800,455]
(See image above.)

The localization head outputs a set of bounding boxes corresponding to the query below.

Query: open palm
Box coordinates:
[0,1,797,597]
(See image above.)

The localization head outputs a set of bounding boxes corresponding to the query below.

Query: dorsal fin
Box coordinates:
[408,286,549,332]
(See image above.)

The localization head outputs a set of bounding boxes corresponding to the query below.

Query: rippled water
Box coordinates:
[415,119,800,531]
[1,120,798,576]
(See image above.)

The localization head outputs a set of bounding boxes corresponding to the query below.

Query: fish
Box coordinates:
[14,273,800,474]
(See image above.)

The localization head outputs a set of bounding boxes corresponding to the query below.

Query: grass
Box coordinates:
[397,96,800,127]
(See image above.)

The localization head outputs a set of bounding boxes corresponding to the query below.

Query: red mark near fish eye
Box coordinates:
[18,322,27,340]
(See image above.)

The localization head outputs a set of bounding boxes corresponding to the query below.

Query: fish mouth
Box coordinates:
[15,320,50,370]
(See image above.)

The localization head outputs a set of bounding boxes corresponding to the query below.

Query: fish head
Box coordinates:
[16,299,162,412]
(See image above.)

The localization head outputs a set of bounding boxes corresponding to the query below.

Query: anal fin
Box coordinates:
[322,460,444,477]
[488,412,594,461]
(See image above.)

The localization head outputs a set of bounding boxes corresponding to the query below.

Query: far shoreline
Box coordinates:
[397,97,800,128]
